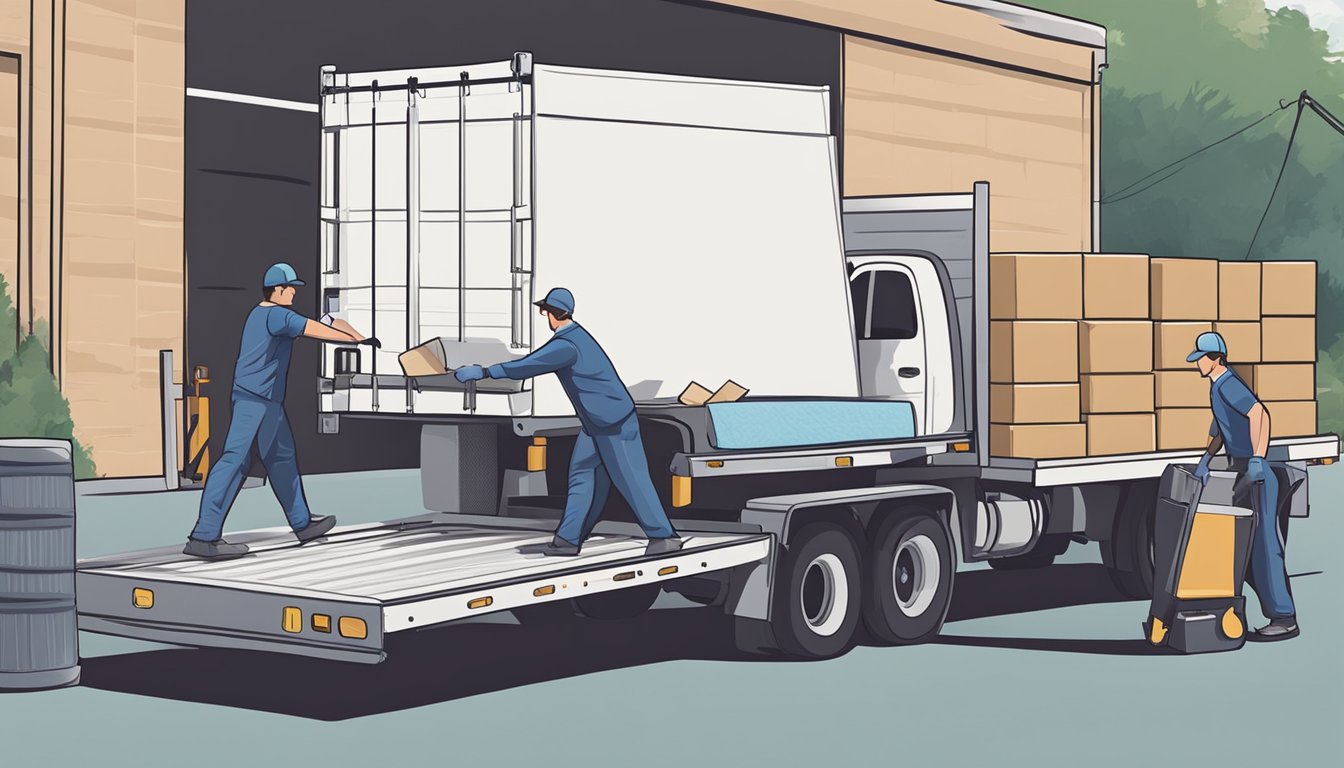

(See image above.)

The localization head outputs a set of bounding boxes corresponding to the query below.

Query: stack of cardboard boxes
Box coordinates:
[989,254,1318,459]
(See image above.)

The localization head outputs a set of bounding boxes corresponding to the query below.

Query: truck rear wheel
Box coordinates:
[862,513,954,645]
[1103,485,1156,599]
[770,523,862,658]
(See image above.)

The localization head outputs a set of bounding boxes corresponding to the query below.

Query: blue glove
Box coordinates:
[1194,453,1213,485]
[1247,456,1269,484]
[454,365,485,383]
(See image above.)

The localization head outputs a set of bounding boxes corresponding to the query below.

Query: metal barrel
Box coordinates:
[0,439,79,690]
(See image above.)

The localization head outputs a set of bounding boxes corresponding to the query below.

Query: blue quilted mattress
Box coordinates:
[706,400,917,450]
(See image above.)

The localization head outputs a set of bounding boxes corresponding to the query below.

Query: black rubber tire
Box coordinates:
[1103,486,1156,600]
[573,584,660,620]
[987,534,1071,571]
[862,514,955,645]
[770,523,863,659]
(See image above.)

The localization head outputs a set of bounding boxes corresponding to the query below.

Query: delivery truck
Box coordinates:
[75,55,1338,663]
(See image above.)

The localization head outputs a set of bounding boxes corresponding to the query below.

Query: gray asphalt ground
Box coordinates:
[2,466,1341,767]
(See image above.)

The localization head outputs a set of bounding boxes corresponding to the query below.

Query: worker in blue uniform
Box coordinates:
[455,287,681,556]
[183,262,378,560]
[1189,332,1298,641]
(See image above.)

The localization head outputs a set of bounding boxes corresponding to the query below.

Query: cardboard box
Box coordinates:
[1084,254,1149,319]
[990,321,1079,383]
[1232,364,1315,401]
[1213,321,1261,363]
[990,384,1080,424]
[1154,322,1212,370]
[1081,374,1154,414]
[398,338,447,376]
[1157,408,1213,451]
[1261,261,1316,316]
[1079,321,1153,374]
[990,423,1087,459]
[1155,370,1210,408]
[1218,262,1261,321]
[1266,400,1317,437]
[990,254,1082,320]
[1151,258,1218,320]
[1260,317,1316,363]
[1085,413,1156,456]
[679,380,749,406]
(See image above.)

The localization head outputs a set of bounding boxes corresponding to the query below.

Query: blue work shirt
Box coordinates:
[1208,369,1261,458]
[487,322,635,434]
[232,305,308,402]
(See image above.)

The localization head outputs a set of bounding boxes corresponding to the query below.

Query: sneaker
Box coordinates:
[1248,618,1300,642]
[295,515,338,544]
[519,536,581,557]
[183,537,250,561]
[645,536,683,556]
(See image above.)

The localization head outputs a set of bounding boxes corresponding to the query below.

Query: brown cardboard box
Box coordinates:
[1154,322,1212,370]
[990,423,1087,459]
[1261,261,1316,316]
[990,321,1079,383]
[1081,374,1154,414]
[1084,254,1149,319]
[990,254,1082,320]
[1085,413,1156,456]
[1151,258,1218,320]
[1218,262,1261,321]
[1232,364,1315,401]
[1266,400,1317,437]
[1260,317,1316,363]
[398,338,447,376]
[1213,322,1261,363]
[990,384,1081,424]
[1155,370,1210,408]
[1157,408,1213,450]
[1079,321,1153,374]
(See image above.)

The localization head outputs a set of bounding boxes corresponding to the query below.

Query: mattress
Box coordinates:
[706,400,917,450]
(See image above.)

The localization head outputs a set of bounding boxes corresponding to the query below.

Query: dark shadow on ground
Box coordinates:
[945,563,1135,623]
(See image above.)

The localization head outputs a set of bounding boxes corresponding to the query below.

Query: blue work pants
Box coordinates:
[554,414,676,545]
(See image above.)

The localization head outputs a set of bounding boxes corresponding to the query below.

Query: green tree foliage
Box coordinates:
[0,273,97,478]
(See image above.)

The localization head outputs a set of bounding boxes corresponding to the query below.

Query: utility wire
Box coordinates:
[1244,93,1306,260]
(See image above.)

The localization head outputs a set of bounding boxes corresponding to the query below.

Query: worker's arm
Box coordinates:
[326,317,365,341]
[1249,402,1271,458]
[486,340,578,380]
[302,319,361,344]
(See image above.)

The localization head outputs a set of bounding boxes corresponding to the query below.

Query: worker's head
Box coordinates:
[262,263,305,307]
[1188,331,1228,377]
[534,287,575,332]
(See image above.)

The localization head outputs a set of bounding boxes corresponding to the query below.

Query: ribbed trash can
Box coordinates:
[0,438,79,690]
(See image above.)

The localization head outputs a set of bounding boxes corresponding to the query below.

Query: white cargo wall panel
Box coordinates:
[529,66,857,417]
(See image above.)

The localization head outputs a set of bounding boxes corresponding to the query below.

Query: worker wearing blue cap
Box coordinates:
[456,287,681,556]
[1189,331,1297,641]
[183,262,380,560]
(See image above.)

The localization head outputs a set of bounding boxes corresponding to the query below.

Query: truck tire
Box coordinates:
[573,584,660,620]
[770,523,863,659]
[862,513,954,645]
[987,534,1070,571]
[1103,485,1156,599]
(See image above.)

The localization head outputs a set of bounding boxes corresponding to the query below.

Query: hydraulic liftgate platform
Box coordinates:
[76,516,770,663]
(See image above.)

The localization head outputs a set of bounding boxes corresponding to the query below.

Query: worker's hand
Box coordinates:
[1247,456,1270,484]
[360,336,382,349]
[1194,453,1213,485]
[454,365,485,383]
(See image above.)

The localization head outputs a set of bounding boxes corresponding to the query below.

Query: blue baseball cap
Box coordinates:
[263,262,306,288]
[1186,331,1228,362]
[534,287,575,316]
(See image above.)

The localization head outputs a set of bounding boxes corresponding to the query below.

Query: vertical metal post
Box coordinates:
[406,79,421,414]
[370,81,380,411]
[510,108,522,348]
[159,349,180,491]
[458,71,468,342]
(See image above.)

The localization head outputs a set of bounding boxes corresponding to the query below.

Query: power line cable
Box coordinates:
[1244,94,1306,260]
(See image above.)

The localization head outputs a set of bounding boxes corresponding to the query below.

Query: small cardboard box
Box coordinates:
[1261,261,1316,316]
[1079,321,1153,374]
[1260,317,1316,363]
[1154,322,1212,370]
[990,383,1080,424]
[990,423,1087,459]
[1213,321,1261,363]
[1155,370,1209,408]
[1157,408,1213,451]
[679,380,749,406]
[1266,400,1317,437]
[398,338,447,376]
[1081,373,1154,414]
[1151,258,1218,320]
[1218,262,1261,321]
[1084,254,1149,319]
[1232,364,1315,401]
[990,321,1079,383]
[1085,413,1156,456]
[990,254,1082,320]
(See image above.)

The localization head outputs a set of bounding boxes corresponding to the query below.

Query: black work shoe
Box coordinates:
[183,537,250,561]
[645,536,683,555]
[1248,619,1300,642]
[295,515,337,544]
[519,536,582,556]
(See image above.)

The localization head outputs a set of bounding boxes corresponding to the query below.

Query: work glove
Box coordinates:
[1247,456,1270,484]
[1194,453,1213,485]
[454,365,486,383]
[360,336,382,349]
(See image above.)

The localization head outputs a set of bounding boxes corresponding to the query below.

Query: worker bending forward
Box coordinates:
[456,287,681,556]
[1189,332,1298,641]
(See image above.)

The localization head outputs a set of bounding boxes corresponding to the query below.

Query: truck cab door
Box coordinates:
[850,263,927,430]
